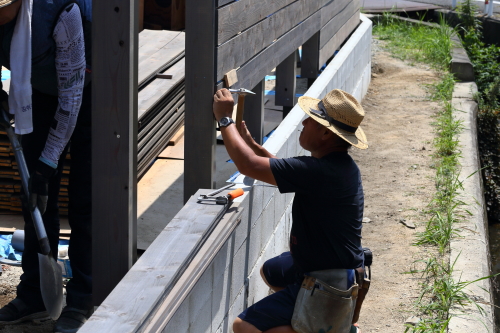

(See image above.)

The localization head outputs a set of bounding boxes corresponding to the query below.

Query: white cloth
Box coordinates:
[9,0,33,135]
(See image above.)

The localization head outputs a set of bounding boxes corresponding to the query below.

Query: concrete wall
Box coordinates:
[159,15,373,333]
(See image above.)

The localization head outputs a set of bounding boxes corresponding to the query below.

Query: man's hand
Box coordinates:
[239,121,257,147]
[213,89,235,122]
[29,160,57,214]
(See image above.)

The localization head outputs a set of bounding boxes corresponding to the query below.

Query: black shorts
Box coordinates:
[238,252,356,331]
[238,252,301,331]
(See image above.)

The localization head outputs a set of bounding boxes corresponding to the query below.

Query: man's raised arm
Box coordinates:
[213,88,277,185]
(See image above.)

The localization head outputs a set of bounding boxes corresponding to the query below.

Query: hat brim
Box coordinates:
[298,96,368,149]
[0,0,18,9]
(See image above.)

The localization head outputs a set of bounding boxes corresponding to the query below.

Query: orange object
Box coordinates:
[227,188,244,200]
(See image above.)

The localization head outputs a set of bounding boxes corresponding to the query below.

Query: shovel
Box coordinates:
[0,109,63,320]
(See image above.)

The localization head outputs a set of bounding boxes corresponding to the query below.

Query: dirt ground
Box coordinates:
[0,37,442,332]
[352,38,441,332]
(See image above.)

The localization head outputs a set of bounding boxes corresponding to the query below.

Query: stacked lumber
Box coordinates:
[0,129,71,215]
[0,29,186,215]
[137,30,185,178]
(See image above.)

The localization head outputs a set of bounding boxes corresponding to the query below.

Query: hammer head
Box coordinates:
[228,88,255,95]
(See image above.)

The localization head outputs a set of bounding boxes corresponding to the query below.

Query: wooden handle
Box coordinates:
[235,95,245,130]
[227,188,244,200]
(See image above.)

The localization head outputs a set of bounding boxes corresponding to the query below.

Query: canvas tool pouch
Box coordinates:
[291,270,358,333]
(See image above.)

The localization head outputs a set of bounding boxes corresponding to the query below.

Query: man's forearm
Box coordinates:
[247,140,276,159]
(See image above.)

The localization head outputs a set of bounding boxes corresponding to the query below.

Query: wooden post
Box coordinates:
[243,80,265,145]
[92,0,138,305]
[276,51,296,119]
[184,0,217,202]
[301,32,320,88]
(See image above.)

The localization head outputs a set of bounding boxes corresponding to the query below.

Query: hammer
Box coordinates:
[229,88,255,130]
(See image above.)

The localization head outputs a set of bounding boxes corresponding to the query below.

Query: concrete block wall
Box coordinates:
[160,15,373,333]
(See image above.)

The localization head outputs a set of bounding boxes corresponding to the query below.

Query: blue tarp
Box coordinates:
[0,235,70,263]
[0,235,22,261]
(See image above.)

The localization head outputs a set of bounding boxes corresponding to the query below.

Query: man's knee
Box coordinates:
[233,317,261,333]
[260,266,284,292]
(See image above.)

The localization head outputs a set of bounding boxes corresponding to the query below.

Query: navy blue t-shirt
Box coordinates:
[269,151,364,272]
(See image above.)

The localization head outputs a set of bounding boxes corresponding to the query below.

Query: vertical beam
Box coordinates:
[243,80,265,145]
[301,32,320,87]
[92,0,138,305]
[184,0,217,202]
[171,0,186,31]
[275,51,296,118]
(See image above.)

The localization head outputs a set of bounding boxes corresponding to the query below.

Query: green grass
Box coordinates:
[374,15,488,333]
[374,14,453,71]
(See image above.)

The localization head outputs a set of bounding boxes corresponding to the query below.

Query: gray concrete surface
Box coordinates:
[448,82,495,333]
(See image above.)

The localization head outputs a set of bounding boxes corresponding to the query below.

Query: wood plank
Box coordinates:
[320,0,351,27]
[139,206,244,332]
[216,0,329,80]
[319,0,360,49]
[168,125,184,145]
[138,59,185,119]
[79,191,241,332]
[244,79,265,145]
[224,69,238,87]
[184,0,217,202]
[92,0,138,306]
[276,51,297,108]
[217,0,296,45]
[138,32,185,86]
[217,8,321,93]
[319,11,360,66]
[301,31,320,80]
[158,134,184,160]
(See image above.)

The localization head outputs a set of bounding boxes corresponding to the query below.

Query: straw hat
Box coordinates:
[0,0,18,9]
[298,89,368,149]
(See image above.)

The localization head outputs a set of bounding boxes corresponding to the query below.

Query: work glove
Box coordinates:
[29,159,58,215]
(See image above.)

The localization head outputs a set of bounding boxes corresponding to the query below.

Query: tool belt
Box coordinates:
[291,248,373,332]
[291,269,358,333]
[352,247,372,324]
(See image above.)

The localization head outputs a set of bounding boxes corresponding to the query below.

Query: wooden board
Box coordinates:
[158,134,184,160]
[217,0,295,44]
[301,31,320,79]
[168,125,184,145]
[217,9,321,93]
[79,191,242,332]
[184,0,217,202]
[216,0,329,80]
[138,30,185,86]
[319,11,360,66]
[276,51,297,107]
[138,59,185,119]
[92,0,138,306]
[319,0,360,49]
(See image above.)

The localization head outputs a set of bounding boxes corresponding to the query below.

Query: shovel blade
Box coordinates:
[38,253,63,320]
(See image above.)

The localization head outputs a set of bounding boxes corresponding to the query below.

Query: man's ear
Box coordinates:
[322,127,334,141]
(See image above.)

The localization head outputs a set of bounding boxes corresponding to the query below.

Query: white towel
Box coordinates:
[9,0,33,135]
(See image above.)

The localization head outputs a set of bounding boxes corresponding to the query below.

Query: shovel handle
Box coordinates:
[1,109,51,255]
